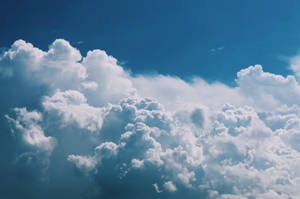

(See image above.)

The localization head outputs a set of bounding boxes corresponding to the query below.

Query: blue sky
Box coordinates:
[2,0,300,84]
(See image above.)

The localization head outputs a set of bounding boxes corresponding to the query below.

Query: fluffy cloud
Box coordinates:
[163,181,177,192]
[42,90,106,132]
[1,39,300,199]
[5,107,55,153]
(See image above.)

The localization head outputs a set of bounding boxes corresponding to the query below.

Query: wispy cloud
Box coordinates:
[209,46,224,55]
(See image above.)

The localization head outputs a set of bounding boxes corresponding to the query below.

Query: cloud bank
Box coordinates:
[1,39,300,198]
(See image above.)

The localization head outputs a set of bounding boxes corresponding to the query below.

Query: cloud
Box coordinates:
[290,54,300,78]
[1,39,300,198]
[42,90,106,132]
[67,154,97,173]
[5,107,56,153]
[236,65,300,109]
[209,46,224,55]
[163,181,177,192]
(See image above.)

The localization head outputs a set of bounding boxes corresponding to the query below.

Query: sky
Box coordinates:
[2,0,300,83]
[3,1,300,199]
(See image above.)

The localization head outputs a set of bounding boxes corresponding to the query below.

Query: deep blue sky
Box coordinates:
[2,0,300,84]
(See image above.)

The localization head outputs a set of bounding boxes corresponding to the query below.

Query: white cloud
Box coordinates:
[163,181,177,192]
[67,155,97,172]
[290,54,300,78]
[82,49,135,105]
[5,107,55,153]
[153,183,162,193]
[2,39,300,198]
[236,65,300,110]
[42,90,106,132]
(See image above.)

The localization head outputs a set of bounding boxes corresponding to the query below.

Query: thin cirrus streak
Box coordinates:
[1,39,300,199]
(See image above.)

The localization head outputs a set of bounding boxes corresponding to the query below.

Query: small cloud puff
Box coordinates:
[163,181,177,192]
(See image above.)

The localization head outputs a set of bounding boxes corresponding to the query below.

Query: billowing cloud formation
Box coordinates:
[1,39,300,199]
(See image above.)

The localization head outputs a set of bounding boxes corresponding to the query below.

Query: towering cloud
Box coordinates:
[1,39,300,199]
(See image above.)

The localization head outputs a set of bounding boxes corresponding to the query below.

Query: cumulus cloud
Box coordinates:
[5,107,55,153]
[163,181,177,192]
[1,39,300,199]
[42,90,106,132]
[67,155,97,173]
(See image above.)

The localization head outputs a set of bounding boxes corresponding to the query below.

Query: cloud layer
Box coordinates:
[1,39,300,199]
